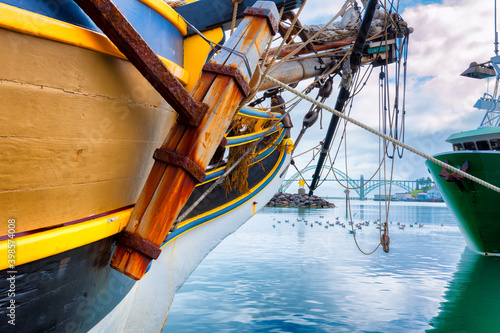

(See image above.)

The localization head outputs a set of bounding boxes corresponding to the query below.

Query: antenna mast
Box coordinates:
[496,0,499,56]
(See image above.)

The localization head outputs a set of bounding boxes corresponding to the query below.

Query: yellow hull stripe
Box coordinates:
[225,126,282,147]
[0,3,189,85]
[0,209,132,271]
[0,144,287,270]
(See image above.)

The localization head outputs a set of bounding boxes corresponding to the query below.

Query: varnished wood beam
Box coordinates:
[110,1,279,280]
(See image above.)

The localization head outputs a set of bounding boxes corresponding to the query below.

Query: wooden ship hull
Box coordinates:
[0,131,290,332]
[0,0,294,331]
[0,0,410,330]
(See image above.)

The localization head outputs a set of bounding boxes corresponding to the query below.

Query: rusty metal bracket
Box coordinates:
[153,148,206,183]
[219,137,228,149]
[115,231,161,260]
[202,63,251,97]
[243,7,279,35]
[72,0,208,127]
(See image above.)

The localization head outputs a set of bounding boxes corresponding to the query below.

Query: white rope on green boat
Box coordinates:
[265,74,500,194]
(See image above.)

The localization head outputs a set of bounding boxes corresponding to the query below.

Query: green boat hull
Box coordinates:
[426,151,500,255]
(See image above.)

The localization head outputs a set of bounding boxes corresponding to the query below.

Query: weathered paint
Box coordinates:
[111,1,279,280]
[0,28,175,235]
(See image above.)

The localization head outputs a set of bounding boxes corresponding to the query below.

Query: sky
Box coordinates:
[275,0,496,197]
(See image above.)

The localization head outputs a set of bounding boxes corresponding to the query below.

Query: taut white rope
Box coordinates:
[265,74,500,194]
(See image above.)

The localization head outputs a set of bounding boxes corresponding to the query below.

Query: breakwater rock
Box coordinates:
[266,193,335,208]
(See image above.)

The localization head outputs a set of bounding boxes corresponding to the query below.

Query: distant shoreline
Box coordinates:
[324,197,444,203]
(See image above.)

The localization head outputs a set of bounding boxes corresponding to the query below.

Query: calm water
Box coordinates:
[164,201,500,332]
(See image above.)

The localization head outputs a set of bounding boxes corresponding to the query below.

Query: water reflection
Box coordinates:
[427,248,500,333]
[166,202,467,332]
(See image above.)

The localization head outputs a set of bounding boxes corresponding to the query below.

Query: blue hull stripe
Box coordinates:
[203,129,286,183]
[239,106,281,119]
[226,124,283,147]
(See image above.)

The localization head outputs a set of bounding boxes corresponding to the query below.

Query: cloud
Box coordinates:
[403,0,493,134]
[276,0,496,195]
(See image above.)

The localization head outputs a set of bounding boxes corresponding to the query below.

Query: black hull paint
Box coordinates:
[0,237,135,332]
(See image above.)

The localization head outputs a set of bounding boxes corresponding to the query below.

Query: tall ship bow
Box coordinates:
[0,0,410,331]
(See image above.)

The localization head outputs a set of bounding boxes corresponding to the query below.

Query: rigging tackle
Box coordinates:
[309,0,380,197]
[379,17,410,159]
[293,75,334,151]
[255,0,412,255]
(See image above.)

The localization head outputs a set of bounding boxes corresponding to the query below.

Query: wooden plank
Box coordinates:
[110,1,279,280]
[0,29,165,106]
[0,178,142,235]
[0,138,160,191]
[0,80,175,142]
[217,18,269,81]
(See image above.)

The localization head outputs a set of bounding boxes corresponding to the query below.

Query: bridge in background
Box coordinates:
[281,165,425,200]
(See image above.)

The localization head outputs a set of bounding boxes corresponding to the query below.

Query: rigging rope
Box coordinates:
[264,74,500,194]
[279,145,322,190]
[268,0,355,75]
[174,94,304,229]
[231,0,243,35]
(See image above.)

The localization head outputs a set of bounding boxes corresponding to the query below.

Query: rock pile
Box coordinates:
[266,192,335,208]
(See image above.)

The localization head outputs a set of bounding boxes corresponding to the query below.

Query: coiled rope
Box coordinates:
[264,74,500,194]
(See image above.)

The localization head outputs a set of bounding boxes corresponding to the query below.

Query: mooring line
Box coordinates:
[265,74,500,194]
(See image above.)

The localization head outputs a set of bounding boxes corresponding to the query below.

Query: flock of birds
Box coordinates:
[271,216,432,234]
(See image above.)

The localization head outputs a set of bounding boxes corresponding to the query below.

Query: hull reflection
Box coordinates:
[427,248,500,332]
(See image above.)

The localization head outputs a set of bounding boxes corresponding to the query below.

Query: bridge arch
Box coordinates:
[281,165,419,199]
[281,165,363,196]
